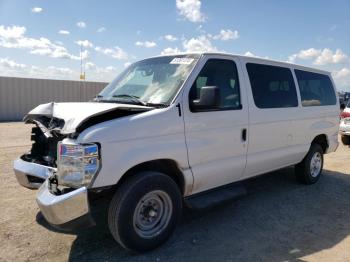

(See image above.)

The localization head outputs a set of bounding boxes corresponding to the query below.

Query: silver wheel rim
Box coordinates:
[310,152,322,178]
[133,190,173,239]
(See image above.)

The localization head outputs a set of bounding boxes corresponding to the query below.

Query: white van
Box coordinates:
[14,53,339,252]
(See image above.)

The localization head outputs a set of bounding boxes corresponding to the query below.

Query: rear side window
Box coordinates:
[246,63,298,108]
[294,69,336,106]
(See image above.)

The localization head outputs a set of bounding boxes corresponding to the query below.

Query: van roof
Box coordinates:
[152,52,331,75]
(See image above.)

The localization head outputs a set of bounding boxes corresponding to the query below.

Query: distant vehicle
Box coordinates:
[345,92,350,101]
[340,100,350,145]
[14,53,339,252]
[340,97,345,110]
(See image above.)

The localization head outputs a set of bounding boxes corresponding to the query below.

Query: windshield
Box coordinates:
[97,55,200,106]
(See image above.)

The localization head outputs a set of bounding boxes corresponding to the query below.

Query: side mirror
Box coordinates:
[191,86,220,111]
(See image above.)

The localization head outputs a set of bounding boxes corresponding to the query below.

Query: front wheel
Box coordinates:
[108,171,182,252]
[295,144,324,184]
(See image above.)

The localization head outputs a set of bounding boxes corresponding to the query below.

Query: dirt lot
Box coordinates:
[0,122,350,262]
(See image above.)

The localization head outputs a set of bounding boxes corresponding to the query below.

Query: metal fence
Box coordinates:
[0,76,108,121]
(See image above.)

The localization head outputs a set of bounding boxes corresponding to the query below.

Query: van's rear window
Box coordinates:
[294,70,336,107]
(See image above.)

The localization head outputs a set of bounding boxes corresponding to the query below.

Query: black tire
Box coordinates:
[108,171,182,252]
[341,135,350,146]
[295,144,324,184]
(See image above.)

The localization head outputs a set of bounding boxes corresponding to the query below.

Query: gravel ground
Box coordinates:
[0,122,350,262]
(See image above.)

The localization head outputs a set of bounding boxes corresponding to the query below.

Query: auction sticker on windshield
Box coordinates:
[170,58,194,64]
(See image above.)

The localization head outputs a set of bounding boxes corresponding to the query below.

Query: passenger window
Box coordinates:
[189,59,241,111]
[246,63,298,108]
[294,69,336,106]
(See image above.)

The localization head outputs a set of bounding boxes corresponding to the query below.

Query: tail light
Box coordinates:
[340,111,350,119]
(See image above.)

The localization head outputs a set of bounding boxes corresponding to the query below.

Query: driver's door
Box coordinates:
[182,57,248,194]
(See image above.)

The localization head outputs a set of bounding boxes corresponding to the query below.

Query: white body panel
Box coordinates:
[181,55,248,194]
[238,57,339,179]
[77,105,194,195]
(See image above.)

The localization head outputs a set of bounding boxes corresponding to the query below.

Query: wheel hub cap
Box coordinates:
[310,152,322,178]
[133,190,173,238]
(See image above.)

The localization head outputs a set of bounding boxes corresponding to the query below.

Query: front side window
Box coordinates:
[98,55,199,106]
[189,59,241,111]
[246,63,298,108]
[294,69,336,106]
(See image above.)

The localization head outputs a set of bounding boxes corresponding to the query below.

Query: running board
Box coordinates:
[184,183,247,210]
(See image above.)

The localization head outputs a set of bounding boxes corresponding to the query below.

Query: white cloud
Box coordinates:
[0,25,26,39]
[75,40,93,48]
[85,62,96,70]
[176,0,205,23]
[95,46,128,59]
[314,49,348,65]
[31,7,43,13]
[332,68,350,91]
[288,48,348,65]
[333,67,350,79]
[242,51,269,59]
[212,29,239,41]
[79,50,90,60]
[164,34,178,42]
[58,30,70,35]
[0,25,81,60]
[244,51,256,57]
[88,65,118,81]
[161,47,181,55]
[135,41,157,48]
[76,21,86,28]
[0,56,120,82]
[0,57,78,80]
[124,62,132,68]
[0,57,26,69]
[183,35,217,52]
[97,27,106,33]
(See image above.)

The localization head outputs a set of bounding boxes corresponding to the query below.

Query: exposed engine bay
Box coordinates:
[21,102,153,167]
[21,117,66,167]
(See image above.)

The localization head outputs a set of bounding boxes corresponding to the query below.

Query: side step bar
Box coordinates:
[184,182,247,209]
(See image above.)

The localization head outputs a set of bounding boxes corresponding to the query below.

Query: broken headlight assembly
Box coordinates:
[57,142,100,188]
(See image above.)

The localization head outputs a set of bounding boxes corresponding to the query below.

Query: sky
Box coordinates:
[0,0,349,91]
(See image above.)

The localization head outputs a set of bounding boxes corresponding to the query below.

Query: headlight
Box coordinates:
[57,142,100,188]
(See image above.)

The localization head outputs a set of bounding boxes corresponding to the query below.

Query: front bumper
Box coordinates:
[36,180,93,229]
[14,158,54,189]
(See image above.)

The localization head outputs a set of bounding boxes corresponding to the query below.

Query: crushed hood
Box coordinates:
[25,102,152,135]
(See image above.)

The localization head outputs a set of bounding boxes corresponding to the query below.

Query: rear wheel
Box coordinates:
[108,171,182,252]
[341,135,350,146]
[295,144,324,184]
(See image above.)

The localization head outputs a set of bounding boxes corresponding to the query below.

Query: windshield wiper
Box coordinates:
[145,102,169,108]
[111,94,147,106]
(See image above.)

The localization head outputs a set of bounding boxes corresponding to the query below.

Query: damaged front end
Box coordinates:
[14,116,67,189]
[14,102,152,189]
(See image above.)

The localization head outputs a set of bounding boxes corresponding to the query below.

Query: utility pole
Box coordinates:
[80,44,85,80]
